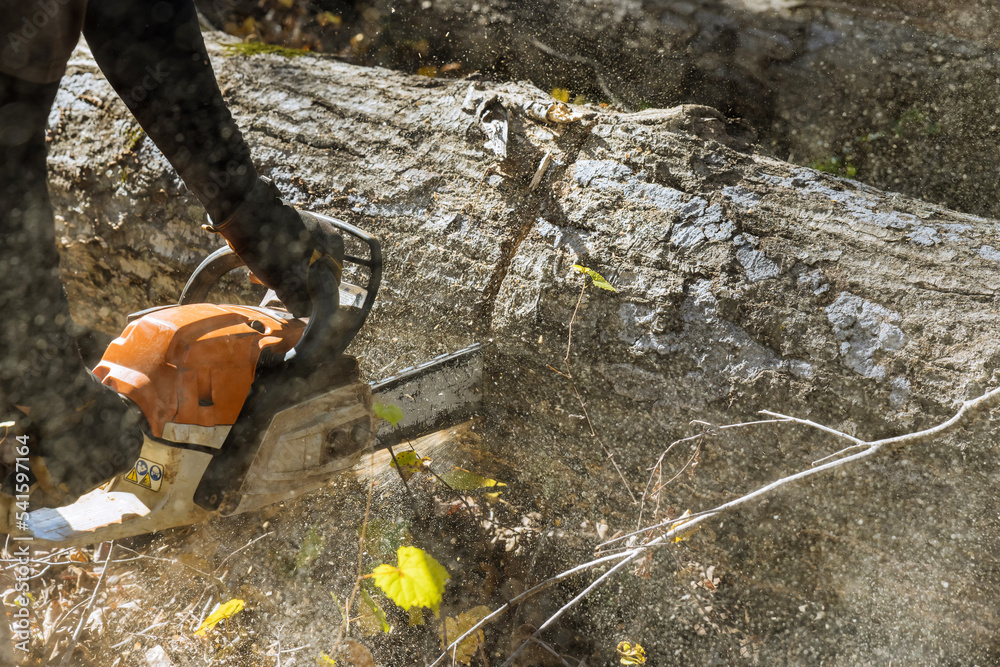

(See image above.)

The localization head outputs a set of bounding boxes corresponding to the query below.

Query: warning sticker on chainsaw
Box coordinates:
[124,458,163,492]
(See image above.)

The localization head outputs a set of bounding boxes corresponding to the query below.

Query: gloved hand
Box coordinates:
[207,177,345,318]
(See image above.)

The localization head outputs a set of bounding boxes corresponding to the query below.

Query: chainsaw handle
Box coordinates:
[178,246,244,304]
[280,257,340,364]
[179,213,381,364]
[290,212,382,361]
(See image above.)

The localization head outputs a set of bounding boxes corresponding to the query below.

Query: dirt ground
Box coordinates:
[4,423,575,667]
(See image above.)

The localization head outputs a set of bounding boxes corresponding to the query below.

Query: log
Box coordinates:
[44,33,1000,664]
[197,0,1000,221]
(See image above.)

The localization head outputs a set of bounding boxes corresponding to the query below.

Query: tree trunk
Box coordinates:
[198,0,1000,221]
[44,34,1000,664]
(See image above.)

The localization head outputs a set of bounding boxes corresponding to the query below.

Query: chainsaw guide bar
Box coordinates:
[371,343,484,451]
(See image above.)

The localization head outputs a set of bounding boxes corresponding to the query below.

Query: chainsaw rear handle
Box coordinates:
[179,213,381,364]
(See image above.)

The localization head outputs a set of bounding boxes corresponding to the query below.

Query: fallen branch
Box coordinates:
[434,385,1000,664]
[58,541,115,665]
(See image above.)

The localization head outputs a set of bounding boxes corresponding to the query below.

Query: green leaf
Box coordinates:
[439,468,507,499]
[369,546,450,614]
[572,264,617,291]
[361,518,411,560]
[194,599,245,636]
[373,402,404,428]
[295,528,325,570]
[358,589,392,635]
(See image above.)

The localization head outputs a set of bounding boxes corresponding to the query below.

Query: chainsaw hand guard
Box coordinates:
[180,213,381,364]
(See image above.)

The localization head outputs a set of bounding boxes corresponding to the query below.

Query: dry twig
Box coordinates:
[434,385,1000,665]
[58,541,115,665]
[335,451,377,646]
[549,276,637,504]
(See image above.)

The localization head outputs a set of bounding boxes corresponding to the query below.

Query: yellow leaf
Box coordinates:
[417,66,439,78]
[194,599,245,636]
[369,546,450,613]
[551,88,570,103]
[439,468,507,498]
[318,653,337,665]
[317,12,342,27]
[390,450,432,482]
[617,640,647,664]
[571,264,616,291]
[669,509,700,542]
[440,605,491,665]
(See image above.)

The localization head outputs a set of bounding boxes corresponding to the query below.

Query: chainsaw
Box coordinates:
[17,213,483,548]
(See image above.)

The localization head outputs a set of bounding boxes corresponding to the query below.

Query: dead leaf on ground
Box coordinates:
[439,605,491,665]
[341,639,375,667]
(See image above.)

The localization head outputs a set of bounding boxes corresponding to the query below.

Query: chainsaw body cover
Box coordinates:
[92,304,304,439]
[24,303,376,547]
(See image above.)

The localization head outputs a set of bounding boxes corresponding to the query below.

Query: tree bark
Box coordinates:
[45,34,1000,664]
[198,0,1000,221]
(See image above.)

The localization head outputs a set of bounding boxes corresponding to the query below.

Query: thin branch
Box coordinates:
[811,442,870,466]
[336,451,377,646]
[637,418,792,527]
[428,551,634,667]
[59,541,115,665]
[499,554,639,667]
[214,531,274,571]
[564,282,586,365]
[435,385,1000,665]
[527,637,573,666]
[528,37,622,105]
[759,410,864,445]
[555,280,637,504]
[114,545,223,587]
[386,444,417,511]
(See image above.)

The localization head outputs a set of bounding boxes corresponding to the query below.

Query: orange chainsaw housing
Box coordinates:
[92,305,305,438]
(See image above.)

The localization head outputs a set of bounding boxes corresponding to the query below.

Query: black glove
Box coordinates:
[208,177,345,318]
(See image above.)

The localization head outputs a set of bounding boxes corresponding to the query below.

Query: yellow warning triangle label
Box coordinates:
[139,474,151,488]
[125,468,139,483]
